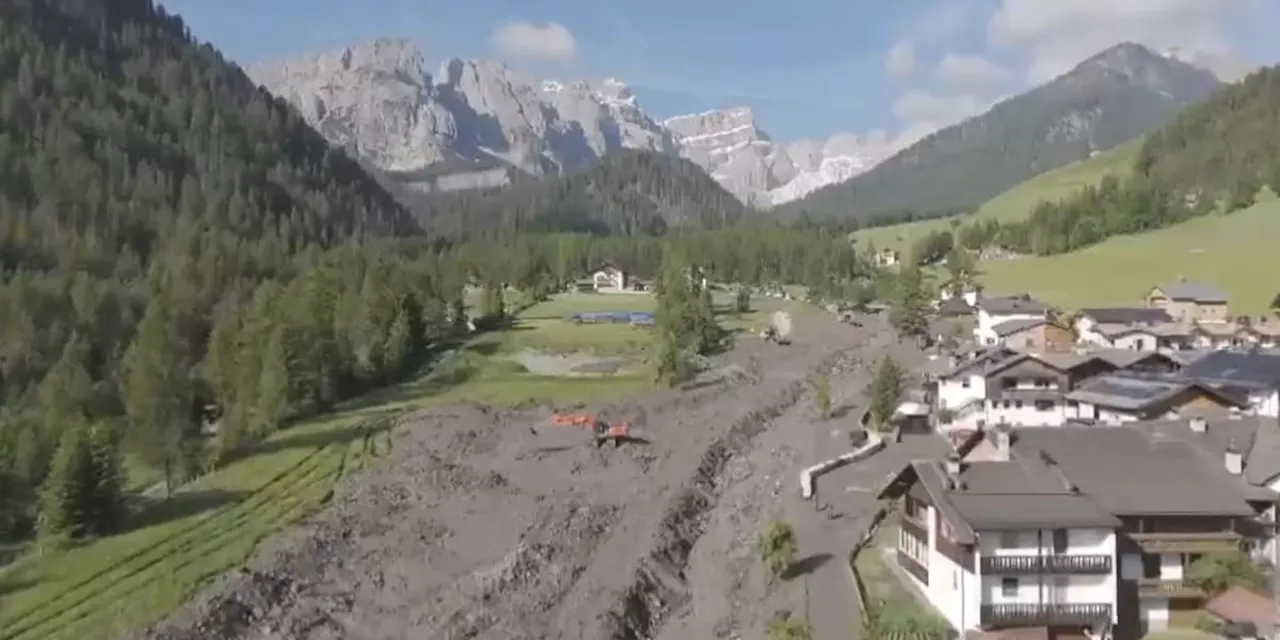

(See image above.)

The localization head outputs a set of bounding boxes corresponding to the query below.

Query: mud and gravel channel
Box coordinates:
[131,310,914,640]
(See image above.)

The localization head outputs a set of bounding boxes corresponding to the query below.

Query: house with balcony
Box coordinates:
[975,295,1052,346]
[881,424,1273,639]
[935,349,1185,430]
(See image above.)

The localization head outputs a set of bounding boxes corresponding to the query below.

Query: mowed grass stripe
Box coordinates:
[19,450,343,640]
[2,437,351,640]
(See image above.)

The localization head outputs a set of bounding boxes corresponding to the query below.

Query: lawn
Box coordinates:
[979,196,1280,313]
[0,289,804,640]
[855,523,944,632]
[853,141,1141,254]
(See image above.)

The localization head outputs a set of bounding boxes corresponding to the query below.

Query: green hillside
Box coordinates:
[979,194,1280,312]
[853,141,1140,252]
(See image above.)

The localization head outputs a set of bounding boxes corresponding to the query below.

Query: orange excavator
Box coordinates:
[549,412,632,447]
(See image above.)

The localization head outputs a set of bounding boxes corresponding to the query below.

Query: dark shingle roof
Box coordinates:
[978,295,1050,315]
[992,318,1047,337]
[1081,307,1174,325]
[1014,428,1257,516]
[1066,374,1245,411]
[1135,416,1280,489]
[1156,282,1228,303]
[938,297,974,317]
[1182,351,1280,390]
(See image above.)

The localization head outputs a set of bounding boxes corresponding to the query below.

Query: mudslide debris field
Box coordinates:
[135,312,900,640]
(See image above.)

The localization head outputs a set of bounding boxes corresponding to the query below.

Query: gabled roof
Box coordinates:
[1080,307,1173,325]
[977,294,1050,315]
[1014,427,1258,516]
[1182,350,1280,389]
[1153,281,1228,303]
[938,297,974,316]
[991,318,1047,337]
[1065,374,1248,412]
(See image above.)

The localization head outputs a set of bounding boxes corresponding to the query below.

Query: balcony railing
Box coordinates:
[981,554,1112,575]
[1128,531,1240,554]
[980,603,1112,627]
[1137,578,1205,599]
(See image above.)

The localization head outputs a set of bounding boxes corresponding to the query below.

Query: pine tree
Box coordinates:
[38,420,92,548]
[120,292,193,499]
[383,307,412,377]
[253,327,291,437]
[866,356,907,432]
[85,423,124,536]
[889,266,932,341]
[654,251,696,385]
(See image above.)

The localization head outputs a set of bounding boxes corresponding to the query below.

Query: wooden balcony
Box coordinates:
[981,554,1112,575]
[980,603,1112,627]
[1127,531,1240,554]
[1137,578,1205,599]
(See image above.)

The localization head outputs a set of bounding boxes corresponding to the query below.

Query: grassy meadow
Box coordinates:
[978,196,1280,313]
[0,288,805,640]
[853,141,1141,254]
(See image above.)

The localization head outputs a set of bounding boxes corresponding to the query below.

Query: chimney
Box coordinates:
[992,424,1012,461]
[1189,416,1208,433]
[1225,442,1243,475]
[944,453,963,487]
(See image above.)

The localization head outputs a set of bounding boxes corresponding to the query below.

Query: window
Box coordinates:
[999,531,1019,548]
[1014,400,1024,409]
[1053,529,1068,553]
[1035,400,1055,411]
[1001,577,1018,598]
[961,379,970,388]
[1135,338,1146,350]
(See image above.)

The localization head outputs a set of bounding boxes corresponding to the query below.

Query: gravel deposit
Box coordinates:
[131,311,919,640]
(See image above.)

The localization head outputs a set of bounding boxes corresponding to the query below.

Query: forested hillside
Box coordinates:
[402,150,749,237]
[780,43,1221,223]
[0,0,431,541]
[982,65,1280,255]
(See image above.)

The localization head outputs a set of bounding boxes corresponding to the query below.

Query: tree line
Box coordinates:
[954,65,1280,257]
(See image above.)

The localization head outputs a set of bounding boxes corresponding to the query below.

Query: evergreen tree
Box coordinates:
[866,356,907,432]
[84,423,124,536]
[889,267,932,342]
[253,327,291,437]
[38,420,92,547]
[654,251,696,386]
[120,292,193,498]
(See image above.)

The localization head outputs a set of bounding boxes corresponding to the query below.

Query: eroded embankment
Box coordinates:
[601,348,850,639]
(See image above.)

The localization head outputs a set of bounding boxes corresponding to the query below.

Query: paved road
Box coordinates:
[789,435,952,640]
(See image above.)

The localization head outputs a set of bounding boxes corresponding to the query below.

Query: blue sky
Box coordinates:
[162,0,1280,142]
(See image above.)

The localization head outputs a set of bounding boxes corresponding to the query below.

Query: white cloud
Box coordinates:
[935,53,1009,89]
[986,0,1253,82]
[892,91,988,130]
[490,21,578,61]
[884,41,916,78]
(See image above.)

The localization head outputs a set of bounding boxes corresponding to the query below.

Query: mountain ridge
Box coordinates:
[246,38,888,206]
[779,42,1224,222]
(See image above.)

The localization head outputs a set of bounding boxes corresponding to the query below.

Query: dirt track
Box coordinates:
[132,311,921,640]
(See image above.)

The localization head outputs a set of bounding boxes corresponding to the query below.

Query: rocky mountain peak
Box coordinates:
[250,40,889,206]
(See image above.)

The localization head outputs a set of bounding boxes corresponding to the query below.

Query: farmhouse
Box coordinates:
[591,265,626,291]
[1146,281,1229,324]
[881,424,1273,638]
[990,317,1074,351]
[874,248,901,267]
[975,295,1051,346]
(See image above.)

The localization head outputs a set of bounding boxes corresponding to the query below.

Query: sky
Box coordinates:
[162,0,1280,143]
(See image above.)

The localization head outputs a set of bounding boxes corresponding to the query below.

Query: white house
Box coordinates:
[887,429,1118,638]
[939,279,984,308]
[591,265,626,291]
[884,425,1271,638]
[874,248,901,267]
[1074,308,1174,349]
[975,295,1050,346]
